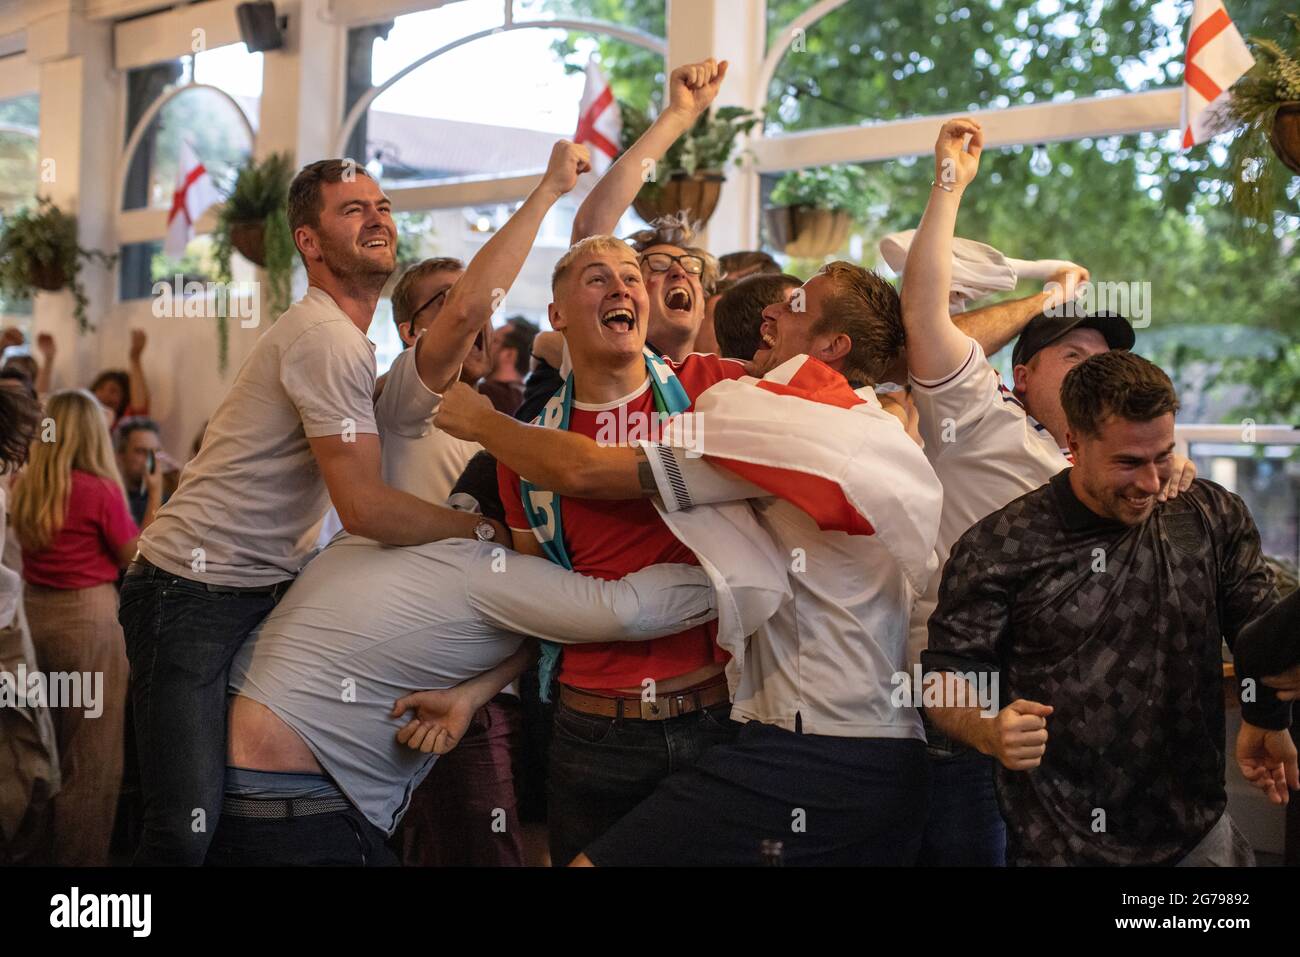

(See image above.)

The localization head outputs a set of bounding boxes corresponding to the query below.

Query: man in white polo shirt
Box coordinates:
[899,117,1195,865]
[117,158,513,866]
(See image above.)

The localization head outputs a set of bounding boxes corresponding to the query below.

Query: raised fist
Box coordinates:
[541,140,593,197]
[934,118,983,191]
[667,58,728,121]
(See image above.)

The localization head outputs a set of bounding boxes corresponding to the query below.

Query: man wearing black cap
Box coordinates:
[899,118,1196,866]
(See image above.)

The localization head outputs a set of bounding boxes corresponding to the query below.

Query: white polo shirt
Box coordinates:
[906,338,1069,667]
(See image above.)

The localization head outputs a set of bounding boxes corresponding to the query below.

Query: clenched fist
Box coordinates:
[934,117,983,191]
[667,58,729,121]
[982,698,1053,771]
[433,380,496,442]
[540,140,593,198]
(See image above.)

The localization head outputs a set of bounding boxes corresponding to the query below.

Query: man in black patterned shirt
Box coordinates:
[923,351,1298,865]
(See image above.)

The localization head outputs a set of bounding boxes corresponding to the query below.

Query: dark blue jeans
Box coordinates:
[117,559,288,866]
[546,698,739,866]
[917,732,1007,866]
[206,805,398,867]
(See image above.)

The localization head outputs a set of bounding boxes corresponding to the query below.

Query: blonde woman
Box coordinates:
[11,388,159,865]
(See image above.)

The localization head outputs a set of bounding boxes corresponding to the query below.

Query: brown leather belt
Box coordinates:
[559,678,730,721]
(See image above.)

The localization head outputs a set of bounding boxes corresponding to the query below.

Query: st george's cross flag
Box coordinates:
[164,139,223,258]
[1181,0,1256,148]
[654,355,943,598]
[573,57,622,191]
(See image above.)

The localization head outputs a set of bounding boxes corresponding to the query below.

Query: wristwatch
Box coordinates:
[473,520,497,542]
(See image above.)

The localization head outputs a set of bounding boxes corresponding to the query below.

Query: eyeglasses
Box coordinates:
[639,252,705,277]
[407,285,453,333]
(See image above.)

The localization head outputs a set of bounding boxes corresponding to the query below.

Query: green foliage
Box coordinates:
[769,164,880,222]
[619,103,761,178]
[212,152,295,372]
[554,0,1300,419]
[0,197,115,333]
[544,0,666,111]
[1225,14,1300,227]
[395,210,438,269]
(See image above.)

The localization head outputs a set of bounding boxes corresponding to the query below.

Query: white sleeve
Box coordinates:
[909,337,999,454]
[637,442,770,513]
[373,347,442,439]
[468,555,717,644]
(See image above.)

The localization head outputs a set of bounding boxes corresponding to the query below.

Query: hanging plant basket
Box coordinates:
[764,205,854,258]
[1270,102,1300,174]
[633,172,725,227]
[28,259,68,292]
[229,220,267,267]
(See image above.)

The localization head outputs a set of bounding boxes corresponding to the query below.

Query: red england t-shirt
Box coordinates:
[499,352,748,690]
[22,470,139,590]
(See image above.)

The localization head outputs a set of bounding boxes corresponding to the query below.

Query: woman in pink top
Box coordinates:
[10,388,160,865]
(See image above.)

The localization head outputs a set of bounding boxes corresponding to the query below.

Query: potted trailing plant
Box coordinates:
[622,103,761,226]
[1224,13,1300,226]
[0,197,114,333]
[765,164,878,258]
[212,151,295,371]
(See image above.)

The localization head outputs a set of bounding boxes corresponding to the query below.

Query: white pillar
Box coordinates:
[257,0,345,167]
[26,4,119,390]
[666,0,765,254]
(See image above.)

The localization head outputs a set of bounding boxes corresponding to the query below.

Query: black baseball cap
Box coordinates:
[1011,310,1136,368]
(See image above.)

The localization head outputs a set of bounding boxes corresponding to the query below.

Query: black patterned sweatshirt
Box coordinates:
[923,471,1291,866]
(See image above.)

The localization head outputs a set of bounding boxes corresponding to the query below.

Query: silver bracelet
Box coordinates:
[931,180,955,192]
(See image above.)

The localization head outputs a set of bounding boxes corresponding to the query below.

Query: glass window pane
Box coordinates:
[761,130,1299,419]
[352,1,663,187]
[759,0,1289,134]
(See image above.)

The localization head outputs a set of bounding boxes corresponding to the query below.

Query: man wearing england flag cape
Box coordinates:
[435,256,944,866]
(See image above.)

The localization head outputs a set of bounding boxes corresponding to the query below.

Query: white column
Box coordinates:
[666,0,765,254]
[26,4,119,390]
[257,0,345,166]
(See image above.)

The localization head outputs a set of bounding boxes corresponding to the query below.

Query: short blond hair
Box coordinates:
[551,235,636,293]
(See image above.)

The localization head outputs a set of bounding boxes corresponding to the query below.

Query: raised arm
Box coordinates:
[417,141,592,394]
[127,329,150,413]
[308,432,505,545]
[35,332,55,396]
[900,119,985,381]
[571,59,727,243]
